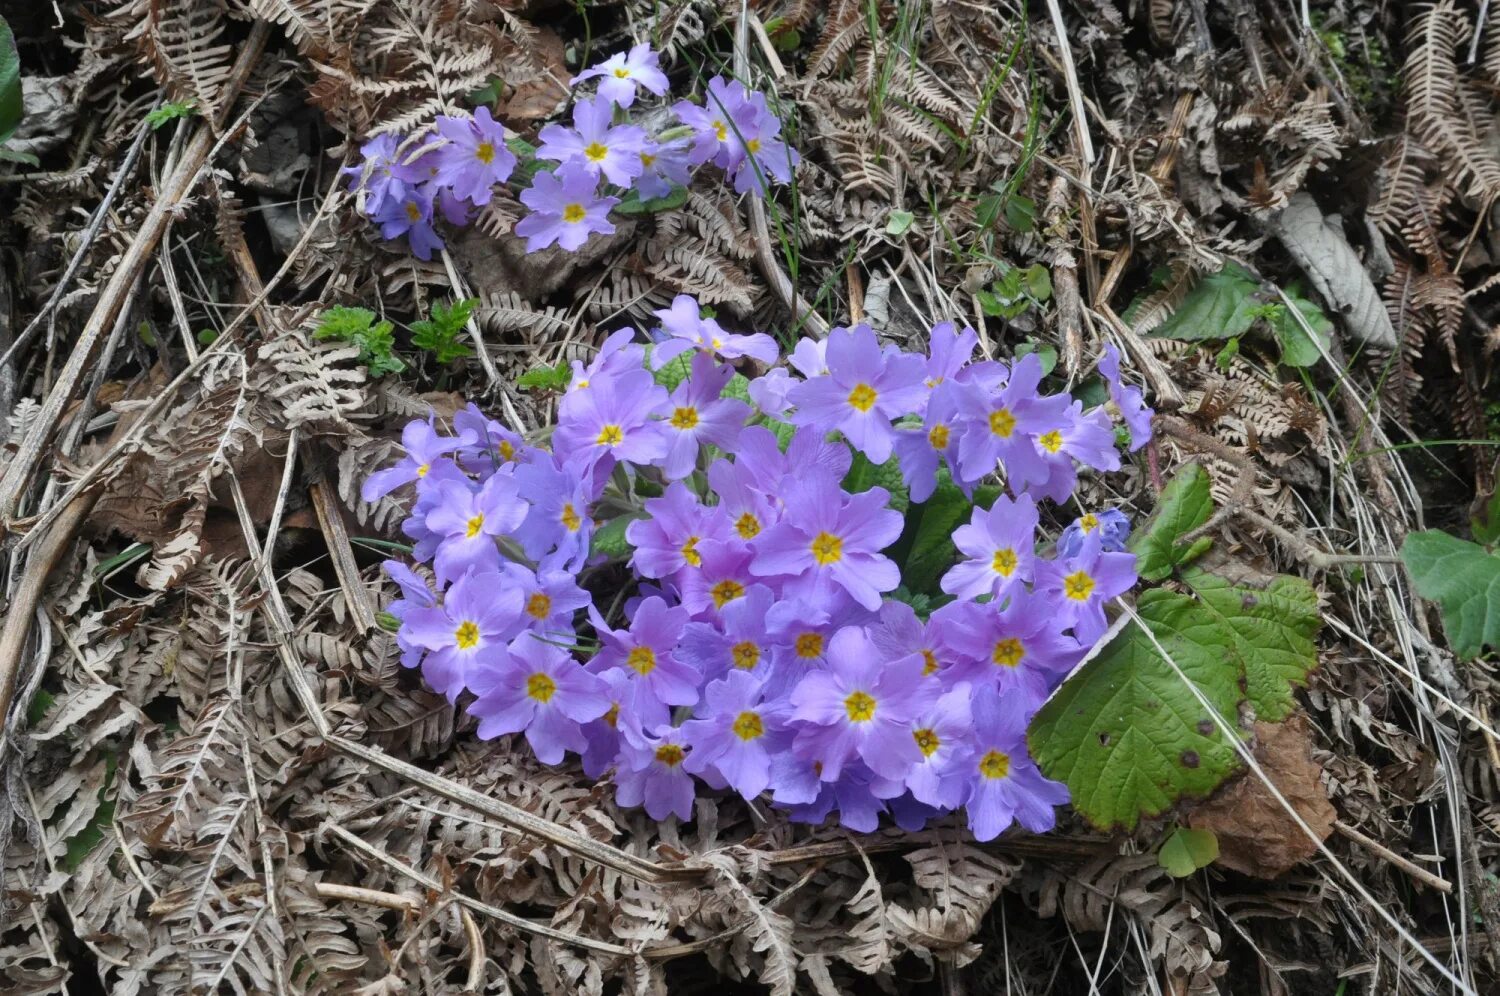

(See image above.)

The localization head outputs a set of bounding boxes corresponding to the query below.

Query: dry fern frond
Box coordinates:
[1403,1,1500,203]
[118,0,236,122]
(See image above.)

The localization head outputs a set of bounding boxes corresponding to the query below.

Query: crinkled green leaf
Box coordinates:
[1267,290,1331,367]
[590,514,642,560]
[1130,464,1215,581]
[410,297,477,364]
[841,452,909,513]
[1028,568,1320,830]
[1158,827,1219,877]
[0,16,20,147]
[651,349,694,390]
[895,475,971,595]
[1402,530,1500,658]
[518,360,572,392]
[615,184,689,216]
[722,372,752,402]
[1149,263,1260,342]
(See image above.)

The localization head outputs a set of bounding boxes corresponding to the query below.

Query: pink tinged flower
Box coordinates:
[651,294,779,367]
[1016,395,1121,478]
[732,424,851,500]
[658,353,752,480]
[1099,344,1153,451]
[591,596,700,708]
[749,472,904,612]
[893,380,964,503]
[432,107,517,206]
[676,584,782,685]
[934,593,1085,700]
[578,668,668,778]
[515,160,620,252]
[426,474,528,583]
[789,626,940,781]
[633,137,693,199]
[625,482,729,580]
[371,181,445,261]
[401,570,525,702]
[963,684,1069,840]
[615,722,697,821]
[536,96,647,187]
[940,492,1040,602]
[514,456,595,573]
[552,367,668,473]
[571,42,670,108]
[363,416,475,501]
[1033,533,1138,645]
[682,672,789,799]
[902,685,975,810]
[469,635,610,764]
[787,324,927,464]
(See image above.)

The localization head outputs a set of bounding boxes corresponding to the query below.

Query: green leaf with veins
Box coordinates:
[1027,567,1320,830]
[410,297,477,364]
[1266,287,1332,367]
[0,16,21,146]
[1402,530,1500,658]
[1149,263,1261,341]
[1130,464,1215,581]
[842,452,909,513]
[1158,826,1219,877]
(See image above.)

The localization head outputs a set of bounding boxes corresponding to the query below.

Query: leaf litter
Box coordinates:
[0,1,1497,994]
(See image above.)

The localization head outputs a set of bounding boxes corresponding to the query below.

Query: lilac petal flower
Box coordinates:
[963,685,1069,839]
[633,136,693,199]
[789,625,939,781]
[591,596,700,708]
[426,474,528,583]
[625,482,730,580]
[678,539,757,619]
[363,415,474,501]
[674,76,759,168]
[749,472,904,612]
[580,668,670,779]
[677,584,782,684]
[940,492,1039,602]
[681,672,789,799]
[733,424,852,499]
[385,560,436,670]
[782,764,898,832]
[747,367,795,418]
[572,43,670,108]
[869,600,956,683]
[552,367,668,474]
[1099,344,1153,451]
[454,402,534,474]
[469,635,610,763]
[536,96,647,187]
[923,322,978,394]
[953,353,1051,487]
[706,453,779,544]
[788,337,829,378]
[1016,397,1121,478]
[1033,533,1138,645]
[658,353,752,479]
[1057,508,1132,559]
[516,160,620,252]
[432,107,516,206]
[652,294,779,367]
[787,324,927,463]
[401,570,525,701]
[514,456,595,573]
[507,565,594,636]
[341,134,408,216]
[615,722,696,821]
[902,685,975,809]
[725,94,800,197]
[371,181,445,260]
[563,326,646,398]
[934,593,1085,699]
[893,380,963,504]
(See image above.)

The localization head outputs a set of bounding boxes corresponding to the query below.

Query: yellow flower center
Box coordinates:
[465,513,485,538]
[654,743,685,766]
[404,201,421,222]
[525,593,551,620]
[613,67,630,78]
[454,621,480,650]
[561,502,582,532]
[563,203,586,224]
[734,512,761,540]
[670,406,700,430]
[584,141,609,162]
[680,536,702,567]
[979,749,1010,779]
[913,728,941,757]
[991,547,1018,576]
[416,463,431,478]
[1080,513,1100,532]
[844,690,877,723]
[732,641,761,669]
[989,408,1016,438]
[596,423,624,446]
[746,137,761,153]
[710,579,746,608]
[475,141,496,165]
[1038,429,1064,453]
[847,383,878,413]
[713,120,728,141]
[526,672,556,702]
[499,440,516,461]
[992,637,1024,668]
[732,711,765,741]
[604,703,620,728]
[810,531,843,566]
[1063,570,1096,602]
[928,423,950,449]
[795,632,823,659]
[640,151,656,167]
[921,649,939,675]
[627,646,657,675]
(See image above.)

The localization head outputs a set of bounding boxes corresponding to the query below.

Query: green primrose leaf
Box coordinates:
[1267,287,1332,367]
[651,349,694,391]
[842,452,909,513]
[0,16,21,147]
[591,514,642,560]
[1003,194,1037,233]
[1402,530,1500,658]
[615,184,690,216]
[722,373,752,402]
[894,474,971,596]
[410,297,477,364]
[518,360,572,392]
[1022,264,1052,301]
[1028,566,1320,830]
[1130,464,1215,581]
[1149,262,1261,342]
[1158,827,1219,877]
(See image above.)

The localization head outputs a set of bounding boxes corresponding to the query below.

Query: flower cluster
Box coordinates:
[342,44,798,260]
[368,299,1154,838]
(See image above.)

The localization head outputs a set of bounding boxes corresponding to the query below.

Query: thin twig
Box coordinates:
[1334,820,1453,894]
